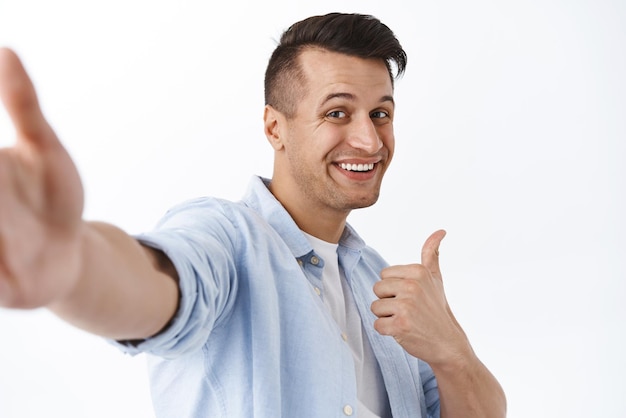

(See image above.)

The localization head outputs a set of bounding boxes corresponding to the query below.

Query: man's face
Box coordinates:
[269,48,395,216]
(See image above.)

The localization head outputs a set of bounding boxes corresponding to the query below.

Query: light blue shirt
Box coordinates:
[114,176,440,418]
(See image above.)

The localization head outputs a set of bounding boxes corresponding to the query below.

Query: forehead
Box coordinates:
[297,48,393,103]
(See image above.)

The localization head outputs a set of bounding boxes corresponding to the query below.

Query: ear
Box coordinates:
[263,105,285,151]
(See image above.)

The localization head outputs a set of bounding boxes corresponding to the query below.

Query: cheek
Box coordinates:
[316,127,347,156]
[382,129,395,159]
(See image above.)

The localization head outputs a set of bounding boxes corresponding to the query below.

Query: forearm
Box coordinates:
[48,221,179,340]
[433,347,506,418]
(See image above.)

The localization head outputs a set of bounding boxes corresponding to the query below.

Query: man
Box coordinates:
[0,13,505,418]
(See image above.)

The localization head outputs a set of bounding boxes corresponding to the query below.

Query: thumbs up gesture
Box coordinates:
[371,230,471,366]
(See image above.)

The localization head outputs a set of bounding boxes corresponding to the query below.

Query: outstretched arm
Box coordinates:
[0,48,178,340]
[371,230,506,417]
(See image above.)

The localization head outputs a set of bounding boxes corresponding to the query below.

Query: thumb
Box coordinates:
[421,229,446,280]
[0,48,53,143]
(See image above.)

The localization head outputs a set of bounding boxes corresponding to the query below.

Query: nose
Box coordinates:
[346,115,383,154]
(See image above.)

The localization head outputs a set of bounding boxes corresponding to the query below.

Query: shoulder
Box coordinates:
[137,196,271,258]
[155,196,260,229]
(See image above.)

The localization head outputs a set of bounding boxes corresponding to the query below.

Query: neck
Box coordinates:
[268,180,349,244]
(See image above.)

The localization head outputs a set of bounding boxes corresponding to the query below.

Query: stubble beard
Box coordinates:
[286,145,386,214]
[295,168,383,213]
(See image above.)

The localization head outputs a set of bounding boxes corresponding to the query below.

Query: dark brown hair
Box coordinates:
[264,13,407,117]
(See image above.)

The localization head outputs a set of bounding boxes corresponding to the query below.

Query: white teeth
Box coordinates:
[340,163,375,172]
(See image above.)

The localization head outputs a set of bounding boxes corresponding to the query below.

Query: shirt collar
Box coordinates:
[241,176,311,259]
[241,176,367,256]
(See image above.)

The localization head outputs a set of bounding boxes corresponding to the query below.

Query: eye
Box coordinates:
[370,110,389,119]
[326,110,347,119]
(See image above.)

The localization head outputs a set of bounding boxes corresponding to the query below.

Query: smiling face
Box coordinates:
[265,47,396,239]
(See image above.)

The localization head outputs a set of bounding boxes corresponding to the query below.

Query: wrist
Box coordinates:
[429,335,477,376]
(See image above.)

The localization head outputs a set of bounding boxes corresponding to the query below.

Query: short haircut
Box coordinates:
[264,13,407,117]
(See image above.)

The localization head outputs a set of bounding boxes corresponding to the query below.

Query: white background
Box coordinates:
[0,0,624,417]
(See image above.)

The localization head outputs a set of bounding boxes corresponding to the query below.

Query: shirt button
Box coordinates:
[297,259,303,267]
[310,255,320,265]
[343,404,353,416]
[341,332,348,342]
[314,287,321,296]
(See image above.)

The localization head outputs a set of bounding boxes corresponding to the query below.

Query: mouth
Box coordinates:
[339,162,375,172]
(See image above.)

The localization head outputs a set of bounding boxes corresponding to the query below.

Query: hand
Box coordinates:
[0,48,84,309]
[371,230,470,366]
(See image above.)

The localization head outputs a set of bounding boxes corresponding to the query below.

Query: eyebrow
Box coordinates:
[320,92,395,107]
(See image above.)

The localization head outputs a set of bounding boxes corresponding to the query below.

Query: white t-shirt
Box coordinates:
[303,232,392,418]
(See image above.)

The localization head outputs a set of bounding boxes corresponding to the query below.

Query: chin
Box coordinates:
[345,192,380,210]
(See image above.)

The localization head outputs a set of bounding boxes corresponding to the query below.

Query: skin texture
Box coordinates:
[0,45,506,416]
[266,48,395,243]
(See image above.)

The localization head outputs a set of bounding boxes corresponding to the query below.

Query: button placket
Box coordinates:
[298,254,324,300]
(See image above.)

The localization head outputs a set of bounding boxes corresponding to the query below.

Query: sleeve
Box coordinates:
[108,198,240,358]
[420,359,441,418]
